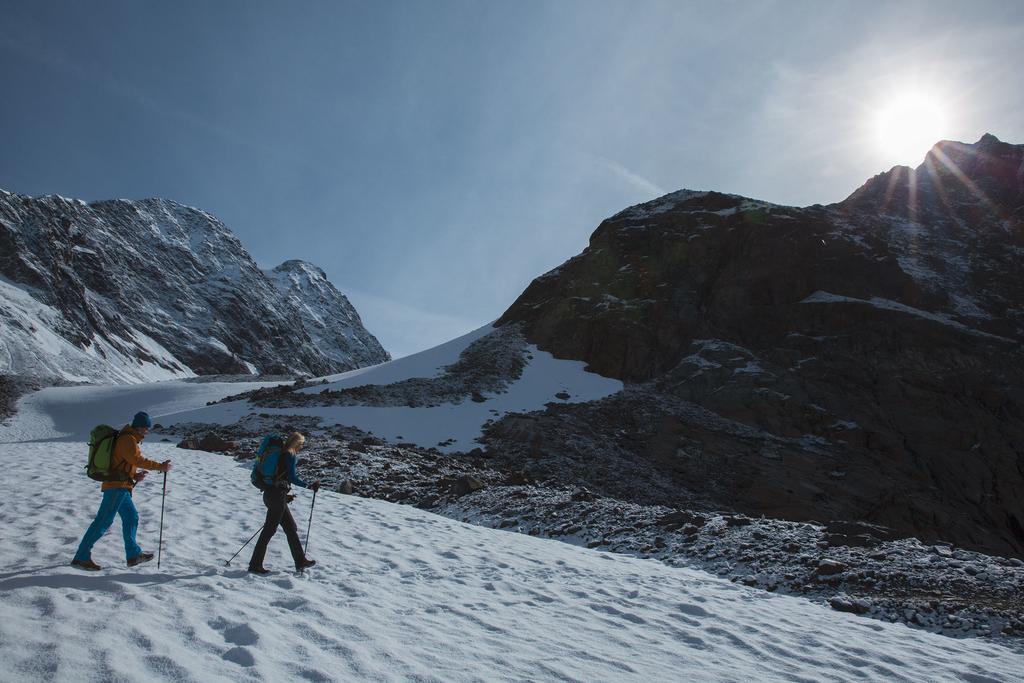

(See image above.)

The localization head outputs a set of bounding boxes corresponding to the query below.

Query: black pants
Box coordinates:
[249,487,305,569]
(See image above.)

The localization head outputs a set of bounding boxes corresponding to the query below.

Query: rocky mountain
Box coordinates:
[496,134,1024,559]
[263,260,388,372]
[0,190,389,383]
[154,134,1024,636]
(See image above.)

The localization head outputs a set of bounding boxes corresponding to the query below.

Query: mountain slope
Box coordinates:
[158,323,622,453]
[494,134,1024,558]
[264,260,389,372]
[42,136,1024,638]
[0,190,389,383]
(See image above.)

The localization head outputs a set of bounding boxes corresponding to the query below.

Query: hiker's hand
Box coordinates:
[159,460,172,473]
[310,480,321,492]
[134,471,148,483]
[286,494,296,503]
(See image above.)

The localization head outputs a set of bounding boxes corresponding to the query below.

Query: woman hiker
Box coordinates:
[249,431,320,574]
[71,411,171,571]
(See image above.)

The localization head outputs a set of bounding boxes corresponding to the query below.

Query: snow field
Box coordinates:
[0,276,192,384]
[303,324,498,389]
[0,379,287,444]
[1,442,1022,682]
[159,325,623,453]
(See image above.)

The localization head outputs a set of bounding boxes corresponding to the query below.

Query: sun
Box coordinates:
[874,92,949,167]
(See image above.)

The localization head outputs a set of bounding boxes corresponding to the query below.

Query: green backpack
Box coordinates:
[86,425,123,481]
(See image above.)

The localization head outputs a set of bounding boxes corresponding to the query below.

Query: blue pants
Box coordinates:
[74,488,143,562]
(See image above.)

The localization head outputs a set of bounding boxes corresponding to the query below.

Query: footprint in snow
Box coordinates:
[271,597,308,611]
[676,603,710,618]
[222,646,255,667]
[295,668,332,682]
[224,624,259,647]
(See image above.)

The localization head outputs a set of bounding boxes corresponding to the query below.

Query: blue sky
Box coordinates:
[2,1,1023,357]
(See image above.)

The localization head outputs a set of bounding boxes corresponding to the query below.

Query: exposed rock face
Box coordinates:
[264,260,389,372]
[497,134,1024,558]
[0,190,389,382]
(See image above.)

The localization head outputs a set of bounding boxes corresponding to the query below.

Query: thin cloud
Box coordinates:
[592,155,667,198]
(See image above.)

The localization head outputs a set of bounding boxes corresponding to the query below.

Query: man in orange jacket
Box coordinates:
[72,411,171,571]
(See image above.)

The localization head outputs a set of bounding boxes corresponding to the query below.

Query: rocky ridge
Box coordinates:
[263,260,388,373]
[0,190,389,383]
[496,134,1024,559]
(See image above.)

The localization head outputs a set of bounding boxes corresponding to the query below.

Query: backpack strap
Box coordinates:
[110,431,134,485]
[273,448,289,488]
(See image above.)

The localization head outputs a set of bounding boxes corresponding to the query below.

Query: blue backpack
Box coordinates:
[251,434,287,490]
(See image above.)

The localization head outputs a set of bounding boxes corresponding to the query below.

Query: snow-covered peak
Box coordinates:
[266,259,336,298]
[262,259,391,371]
[271,259,328,281]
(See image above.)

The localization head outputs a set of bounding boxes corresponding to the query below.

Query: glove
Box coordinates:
[310,480,321,492]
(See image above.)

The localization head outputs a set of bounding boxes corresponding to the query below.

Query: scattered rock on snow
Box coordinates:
[830,595,871,614]
[199,433,238,452]
[452,475,485,497]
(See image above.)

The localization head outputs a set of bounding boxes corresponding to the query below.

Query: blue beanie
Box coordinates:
[132,411,153,429]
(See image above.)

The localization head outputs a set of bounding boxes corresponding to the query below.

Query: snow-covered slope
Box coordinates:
[1,437,1021,680]
[0,189,389,384]
[0,377,288,444]
[310,323,497,388]
[158,324,624,452]
[0,275,192,383]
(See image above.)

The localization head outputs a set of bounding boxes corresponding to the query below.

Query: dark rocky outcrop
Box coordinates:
[177,432,238,452]
[0,375,39,423]
[496,134,1024,559]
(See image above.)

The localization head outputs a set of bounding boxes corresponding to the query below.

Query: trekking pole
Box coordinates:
[225,525,265,566]
[304,488,317,556]
[157,469,168,569]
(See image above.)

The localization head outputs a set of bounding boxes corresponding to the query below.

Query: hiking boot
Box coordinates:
[296,558,316,571]
[127,552,155,567]
[71,558,102,571]
[248,566,271,575]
